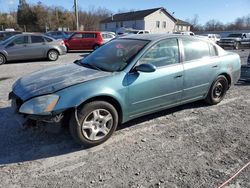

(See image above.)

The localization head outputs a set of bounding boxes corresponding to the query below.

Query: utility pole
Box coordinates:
[74,0,79,31]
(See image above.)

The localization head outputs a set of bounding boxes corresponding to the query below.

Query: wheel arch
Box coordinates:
[77,95,123,124]
[47,48,60,55]
[219,72,232,89]
[0,52,7,61]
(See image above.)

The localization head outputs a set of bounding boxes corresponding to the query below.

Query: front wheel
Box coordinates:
[0,54,6,65]
[47,50,59,61]
[69,101,118,147]
[205,75,229,105]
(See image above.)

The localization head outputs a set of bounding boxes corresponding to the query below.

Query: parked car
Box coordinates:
[101,31,116,43]
[217,33,250,50]
[0,33,67,65]
[64,31,109,51]
[44,31,72,40]
[201,34,221,43]
[173,31,195,36]
[240,53,250,81]
[240,35,250,48]
[0,31,22,41]
[9,34,241,146]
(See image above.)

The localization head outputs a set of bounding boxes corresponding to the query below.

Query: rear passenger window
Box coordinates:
[31,36,45,43]
[182,39,210,61]
[83,33,96,38]
[72,33,82,39]
[209,44,217,56]
[44,36,53,42]
[139,38,179,67]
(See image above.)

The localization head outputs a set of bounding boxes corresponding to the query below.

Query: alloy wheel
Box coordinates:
[81,109,113,141]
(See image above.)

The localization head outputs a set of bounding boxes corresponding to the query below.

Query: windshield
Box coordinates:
[0,35,17,45]
[227,34,242,38]
[80,39,149,72]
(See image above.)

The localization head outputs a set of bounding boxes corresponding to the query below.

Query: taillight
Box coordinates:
[60,40,65,45]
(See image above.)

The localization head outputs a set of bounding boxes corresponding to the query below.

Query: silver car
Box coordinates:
[0,33,67,65]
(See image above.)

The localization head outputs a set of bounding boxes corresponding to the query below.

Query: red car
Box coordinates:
[64,31,114,51]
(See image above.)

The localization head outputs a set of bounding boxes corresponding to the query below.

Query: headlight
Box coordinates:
[19,94,59,115]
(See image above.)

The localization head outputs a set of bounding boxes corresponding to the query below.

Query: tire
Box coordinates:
[69,101,118,147]
[66,46,69,52]
[205,75,229,105]
[93,45,100,50]
[234,42,239,50]
[0,54,6,65]
[47,50,59,61]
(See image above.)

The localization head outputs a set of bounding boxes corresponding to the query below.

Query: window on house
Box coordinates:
[116,22,119,28]
[105,23,107,29]
[120,22,123,27]
[156,21,160,28]
[163,21,166,29]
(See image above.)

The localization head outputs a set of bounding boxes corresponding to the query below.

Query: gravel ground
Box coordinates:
[0,50,249,188]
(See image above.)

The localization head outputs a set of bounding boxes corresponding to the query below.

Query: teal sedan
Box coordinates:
[10,34,241,146]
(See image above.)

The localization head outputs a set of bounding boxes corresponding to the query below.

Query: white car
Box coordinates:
[202,34,221,43]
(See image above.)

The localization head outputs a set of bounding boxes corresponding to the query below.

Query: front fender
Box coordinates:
[53,72,128,120]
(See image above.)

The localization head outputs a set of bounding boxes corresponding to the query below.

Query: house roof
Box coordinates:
[176,19,192,26]
[100,7,177,23]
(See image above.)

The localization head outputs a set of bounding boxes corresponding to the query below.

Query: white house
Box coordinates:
[100,7,191,34]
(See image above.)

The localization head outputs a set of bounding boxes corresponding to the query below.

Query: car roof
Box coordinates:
[8,33,55,40]
[74,31,101,34]
[119,34,203,42]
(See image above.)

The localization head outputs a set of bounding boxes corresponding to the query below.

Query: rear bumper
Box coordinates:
[59,45,67,55]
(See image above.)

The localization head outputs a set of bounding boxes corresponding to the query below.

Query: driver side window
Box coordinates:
[139,38,179,67]
[13,36,29,45]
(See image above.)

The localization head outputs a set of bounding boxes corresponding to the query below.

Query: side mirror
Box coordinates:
[135,63,156,73]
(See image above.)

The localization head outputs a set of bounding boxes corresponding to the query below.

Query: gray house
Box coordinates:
[100,7,191,34]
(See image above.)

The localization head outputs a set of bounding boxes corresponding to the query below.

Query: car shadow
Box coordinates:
[118,100,209,131]
[235,80,250,86]
[0,100,208,165]
[5,58,52,65]
[0,106,82,165]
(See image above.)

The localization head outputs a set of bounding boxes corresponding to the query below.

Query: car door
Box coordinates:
[181,38,220,102]
[5,35,29,60]
[28,35,47,58]
[82,33,96,50]
[68,33,83,50]
[127,38,184,117]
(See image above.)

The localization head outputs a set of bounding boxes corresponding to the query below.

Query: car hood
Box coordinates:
[12,63,112,101]
[220,37,240,40]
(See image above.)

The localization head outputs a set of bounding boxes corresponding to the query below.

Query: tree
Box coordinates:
[17,0,36,31]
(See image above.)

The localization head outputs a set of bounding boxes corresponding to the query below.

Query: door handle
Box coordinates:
[212,65,218,68]
[174,75,183,78]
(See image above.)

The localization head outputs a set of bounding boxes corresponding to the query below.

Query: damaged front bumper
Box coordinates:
[9,91,65,124]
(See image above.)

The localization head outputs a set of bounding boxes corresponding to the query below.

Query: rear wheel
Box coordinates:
[205,75,228,105]
[93,45,100,50]
[69,101,118,147]
[0,54,6,65]
[47,50,59,61]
